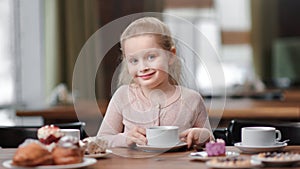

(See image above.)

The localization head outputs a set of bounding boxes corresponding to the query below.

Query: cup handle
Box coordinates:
[275,130,282,141]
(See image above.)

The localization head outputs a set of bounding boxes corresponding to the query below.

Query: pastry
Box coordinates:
[12,141,53,166]
[205,139,226,157]
[37,125,63,145]
[82,137,108,155]
[209,157,251,167]
[52,136,84,165]
[257,152,300,161]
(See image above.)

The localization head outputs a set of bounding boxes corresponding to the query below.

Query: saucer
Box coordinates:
[136,142,187,152]
[234,142,287,153]
[190,151,240,161]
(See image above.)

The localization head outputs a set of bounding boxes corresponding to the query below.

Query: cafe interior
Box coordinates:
[0,0,300,168]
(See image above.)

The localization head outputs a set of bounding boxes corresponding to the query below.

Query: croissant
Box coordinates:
[12,142,53,166]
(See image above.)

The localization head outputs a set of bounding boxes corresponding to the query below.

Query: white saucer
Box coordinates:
[84,149,112,158]
[136,142,187,152]
[234,142,287,153]
[190,151,240,161]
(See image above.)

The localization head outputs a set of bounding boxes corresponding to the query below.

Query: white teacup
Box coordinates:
[60,129,80,140]
[146,126,179,147]
[241,127,281,146]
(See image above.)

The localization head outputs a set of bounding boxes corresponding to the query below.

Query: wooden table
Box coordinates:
[206,88,300,120]
[16,100,109,124]
[16,89,300,125]
[206,98,300,119]
[1,146,300,169]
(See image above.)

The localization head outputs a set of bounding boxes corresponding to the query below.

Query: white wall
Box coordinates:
[215,0,251,31]
[18,0,46,110]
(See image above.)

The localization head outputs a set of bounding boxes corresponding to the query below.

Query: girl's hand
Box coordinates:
[126,126,147,146]
[179,128,211,148]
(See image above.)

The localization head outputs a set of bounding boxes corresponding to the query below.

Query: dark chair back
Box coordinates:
[227,119,300,146]
[0,122,86,148]
[213,127,229,145]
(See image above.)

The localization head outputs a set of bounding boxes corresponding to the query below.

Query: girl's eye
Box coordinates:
[128,58,138,64]
[148,55,156,60]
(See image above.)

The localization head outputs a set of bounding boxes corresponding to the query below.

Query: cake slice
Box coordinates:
[82,137,108,155]
[205,139,226,157]
[37,125,63,145]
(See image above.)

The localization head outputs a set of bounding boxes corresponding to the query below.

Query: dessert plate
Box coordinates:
[206,159,261,169]
[136,141,187,152]
[234,142,287,153]
[252,153,300,166]
[84,149,112,158]
[190,151,240,161]
[2,157,96,169]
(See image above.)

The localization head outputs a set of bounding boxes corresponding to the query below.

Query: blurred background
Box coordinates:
[1,0,300,126]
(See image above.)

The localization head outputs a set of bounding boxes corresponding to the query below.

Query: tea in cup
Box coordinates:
[146,126,179,147]
[241,127,281,146]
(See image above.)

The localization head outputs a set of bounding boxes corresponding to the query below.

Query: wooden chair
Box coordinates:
[0,122,87,148]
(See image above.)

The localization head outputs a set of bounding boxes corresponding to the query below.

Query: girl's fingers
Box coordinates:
[186,132,194,148]
[137,127,146,135]
[126,126,147,146]
[179,129,190,138]
[127,135,146,146]
[132,131,147,145]
[185,129,202,148]
[135,132,147,141]
[180,137,186,142]
[193,135,200,145]
[180,129,193,148]
[132,137,146,145]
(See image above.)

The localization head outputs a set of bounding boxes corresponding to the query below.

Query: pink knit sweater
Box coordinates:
[97,84,212,147]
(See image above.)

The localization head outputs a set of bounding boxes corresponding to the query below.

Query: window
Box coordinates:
[0,0,14,107]
[163,7,224,96]
[0,0,16,126]
[163,0,259,96]
[0,0,44,125]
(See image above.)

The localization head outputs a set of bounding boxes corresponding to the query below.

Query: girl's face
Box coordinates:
[123,35,174,89]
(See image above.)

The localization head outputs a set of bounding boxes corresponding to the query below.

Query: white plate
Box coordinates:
[136,142,187,152]
[206,159,261,169]
[84,149,112,158]
[2,157,96,169]
[234,142,287,153]
[252,153,300,166]
[190,151,240,161]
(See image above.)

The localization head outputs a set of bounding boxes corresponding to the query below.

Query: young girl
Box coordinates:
[97,17,214,148]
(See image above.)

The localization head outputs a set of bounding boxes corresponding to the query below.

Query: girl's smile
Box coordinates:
[137,71,156,80]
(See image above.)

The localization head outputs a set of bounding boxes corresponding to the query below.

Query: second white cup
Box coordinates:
[241,126,281,146]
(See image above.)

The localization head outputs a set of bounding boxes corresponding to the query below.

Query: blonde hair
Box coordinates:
[118,17,181,87]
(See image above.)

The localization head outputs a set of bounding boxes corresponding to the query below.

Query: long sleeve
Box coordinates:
[181,88,214,140]
[194,96,214,140]
[194,96,211,128]
[97,93,127,147]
